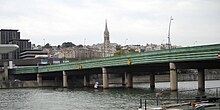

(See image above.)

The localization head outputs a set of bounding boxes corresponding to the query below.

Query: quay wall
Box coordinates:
[109,73,220,84]
[0,80,63,89]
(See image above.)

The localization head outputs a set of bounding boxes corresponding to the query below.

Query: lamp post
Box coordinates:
[168,16,174,49]
[125,38,128,45]
[43,38,45,46]
[84,38,86,48]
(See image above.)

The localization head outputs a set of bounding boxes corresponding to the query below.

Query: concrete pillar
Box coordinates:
[37,74,43,86]
[198,69,205,91]
[170,62,178,91]
[9,61,13,69]
[54,76,59,86]
[63,71,68,88]
[122,73,126,87]
[0,71,3,81]
[102,68,109,89]
[3,62,8,80]
[84,75,90,87]
[150,73,155,89]
[126,73,133,88]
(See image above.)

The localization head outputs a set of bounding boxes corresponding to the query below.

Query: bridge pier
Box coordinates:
[198,69,205,91]
[3,62,8,80]
[84,75,90,87]
[55,76,60,86]
[150,73,155,89]
[126,73,133,88]
[102,68,109,89]
[37,74,43,87]
[63,71,68,88]
[170,63,178,91]
[122,73,126,87]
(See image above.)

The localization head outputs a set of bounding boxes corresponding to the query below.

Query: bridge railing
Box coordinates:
[14,66,38,74]
[139,87,220,108]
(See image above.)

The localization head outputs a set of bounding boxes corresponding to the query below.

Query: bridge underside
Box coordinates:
[175,60,220,69]
[61,59,220,75]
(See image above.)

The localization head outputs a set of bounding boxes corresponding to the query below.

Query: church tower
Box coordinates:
[104,20,110,57]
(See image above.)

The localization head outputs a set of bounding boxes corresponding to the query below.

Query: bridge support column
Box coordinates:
[122,73,126,87]
[63,71,68,88]
[84,75,90,87]
[55,77,60,86]
[3,62,8,80]
[150,73,155,89]
[37,74,43,87]
[170,63,178,91]
[198,69,205,91]
[126,73,133,88]
[102,68,109,89]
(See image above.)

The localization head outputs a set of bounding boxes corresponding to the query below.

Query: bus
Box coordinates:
[35,55,50,64]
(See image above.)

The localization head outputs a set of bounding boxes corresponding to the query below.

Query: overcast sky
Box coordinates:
[0,0,219,46]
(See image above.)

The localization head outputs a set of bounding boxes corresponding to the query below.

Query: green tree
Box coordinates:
[76,44,83,48]
[114,50,125,56]
[116,45,122,51]
[61,42,76,48]
[43,43,52,48]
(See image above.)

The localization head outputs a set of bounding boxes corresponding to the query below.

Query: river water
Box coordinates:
[0,80,219,110]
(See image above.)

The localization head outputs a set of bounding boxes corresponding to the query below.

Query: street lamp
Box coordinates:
[125,38,128,45]
[43,38,45,46]
[84,38,86,48]
[168,16,174,49]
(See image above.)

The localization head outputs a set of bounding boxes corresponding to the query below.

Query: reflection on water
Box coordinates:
[0,80,219,110]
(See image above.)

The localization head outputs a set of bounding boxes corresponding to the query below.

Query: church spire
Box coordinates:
[104,19,109,35]
[103,19,110,57]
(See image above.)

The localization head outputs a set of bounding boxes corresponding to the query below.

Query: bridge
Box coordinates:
[4,44,220,90]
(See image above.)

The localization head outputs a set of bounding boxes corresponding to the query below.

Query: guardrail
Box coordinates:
[139,87,220,109]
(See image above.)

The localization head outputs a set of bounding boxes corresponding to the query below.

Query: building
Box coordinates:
[145,43,181,51]
[9,39,31,59]
[0,29,20,44]
[43,47,103,61]
[0,29,32,59]
[0,29,20,59]
[19,49,48,59]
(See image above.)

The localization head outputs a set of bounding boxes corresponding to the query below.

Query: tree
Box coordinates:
[129,48,135,54]
[43,43,52,48]
[116,45,122,51]
[61,42,75,48]
[114,50,125,56]
[76,44,83,48]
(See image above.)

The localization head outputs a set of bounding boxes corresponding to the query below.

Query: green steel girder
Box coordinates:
[15,66,38,74]
[14,44,220,74]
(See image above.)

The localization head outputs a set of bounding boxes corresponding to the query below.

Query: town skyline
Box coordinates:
[0,0,219,46]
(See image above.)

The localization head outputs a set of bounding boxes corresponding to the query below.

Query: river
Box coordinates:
[0,80,219,110]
